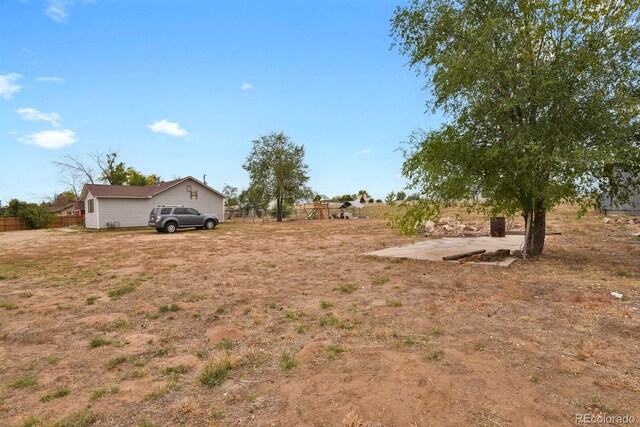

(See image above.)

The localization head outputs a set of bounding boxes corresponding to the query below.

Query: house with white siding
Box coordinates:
[80,176,225,229]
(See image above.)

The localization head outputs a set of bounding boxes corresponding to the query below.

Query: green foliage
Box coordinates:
[280,353,297,371]
[106,355,129,368]
[85,296,99,305]
[17,202,54,229]
[0,301,17,310]
[199,357,233,388]
[319,301,333,309]
[9,374,37,389]
[326,344,345,360]
[214,339,234,350]
[89,337,112,348]
[125,167,149,186]
[40,388,70,402]
[333,283,358,293]
[238,185,271,213]
[424,350,444,361]
[222,184,239,207]
[107,284,136,299]
[21,415,44,427]
[161,365,189,375]
[99,153,128,185]
[89,385,119,400]
[391,0,640,255]
[372,276,389,286]
[243,132,313,221]
[53,409,100,427]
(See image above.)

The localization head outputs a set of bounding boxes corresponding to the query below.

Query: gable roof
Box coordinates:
[50,202,75,212]
[340,200,365,209]
[80,176,224,200]
[50,201,85,213]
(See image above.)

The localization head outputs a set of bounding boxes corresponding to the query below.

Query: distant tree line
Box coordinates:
[0,199,55,229]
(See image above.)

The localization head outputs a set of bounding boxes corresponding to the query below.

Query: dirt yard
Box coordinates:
[0,208,639,426]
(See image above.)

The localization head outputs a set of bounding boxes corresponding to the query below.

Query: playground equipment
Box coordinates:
[303,201,330,220]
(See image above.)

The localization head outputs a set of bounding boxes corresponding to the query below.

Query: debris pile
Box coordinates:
[442,249,512,264]
[422,217,526,236]
[423,217,488,236]
[603,216,637,225]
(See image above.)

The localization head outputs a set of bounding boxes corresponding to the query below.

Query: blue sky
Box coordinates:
[0,0,441,203]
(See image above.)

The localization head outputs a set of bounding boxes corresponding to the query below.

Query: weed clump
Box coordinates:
[372,276,389,285]
[9,374,37,389]
[280,353,297,371]
[89,337,112,348]
[424,350,444,361]
[107,285,135,299]
[199,354,235,388]
[326,344,345,360]
[40,388,70,402]
[333,283,358,293]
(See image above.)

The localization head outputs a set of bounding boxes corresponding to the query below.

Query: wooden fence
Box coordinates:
[0,215,85,232]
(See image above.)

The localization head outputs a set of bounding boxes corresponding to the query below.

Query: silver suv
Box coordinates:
[148,205,219,233]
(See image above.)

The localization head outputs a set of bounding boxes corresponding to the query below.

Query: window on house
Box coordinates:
[87,199,94,213]
[190,190,198,200]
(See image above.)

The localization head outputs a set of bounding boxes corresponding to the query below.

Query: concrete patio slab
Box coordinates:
[365,235,524,267]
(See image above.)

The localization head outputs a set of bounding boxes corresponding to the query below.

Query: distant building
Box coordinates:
[50,201,84,216]
[600,173,640,216]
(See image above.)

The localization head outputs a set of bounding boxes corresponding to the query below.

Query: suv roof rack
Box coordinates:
[158,205,184,207]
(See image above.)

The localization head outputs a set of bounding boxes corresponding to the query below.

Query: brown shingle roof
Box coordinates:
[82,176,224,199]
[50,202,75,212]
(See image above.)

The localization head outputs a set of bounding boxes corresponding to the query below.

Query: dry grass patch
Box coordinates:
[0,209,638,425]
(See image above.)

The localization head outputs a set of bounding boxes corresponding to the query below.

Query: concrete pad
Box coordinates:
[365,235,524,267]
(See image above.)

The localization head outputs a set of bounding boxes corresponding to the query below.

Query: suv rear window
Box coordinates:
[160,208,172,214]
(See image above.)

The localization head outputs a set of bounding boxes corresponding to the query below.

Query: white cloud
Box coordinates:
[0,73,23,99]
[36,76,66,84]
[354,149,371,156]
[16,108,62,126]
[240,83,254,90]
[45,0,69,23]
[22,47,32,53]
[20,129,77,149]
[148,119,188,137]
[43,0,95,23]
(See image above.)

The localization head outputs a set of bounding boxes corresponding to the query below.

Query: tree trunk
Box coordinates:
[524,205,546,256]
[276,198,283,222]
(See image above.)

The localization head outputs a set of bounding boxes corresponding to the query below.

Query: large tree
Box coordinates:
[243,132,312,221]
[222,184,240,207]
[54,152,159,196]
[391,0,640,256]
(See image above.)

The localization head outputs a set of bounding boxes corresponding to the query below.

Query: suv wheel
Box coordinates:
[204,219,216,230]
[165,222,177,233]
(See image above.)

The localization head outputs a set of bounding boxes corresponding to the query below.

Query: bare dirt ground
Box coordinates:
[0,208,639,426]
